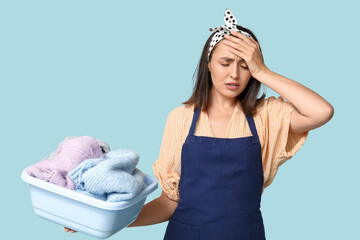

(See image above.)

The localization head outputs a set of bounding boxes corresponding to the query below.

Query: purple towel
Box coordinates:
[26,136,104,190]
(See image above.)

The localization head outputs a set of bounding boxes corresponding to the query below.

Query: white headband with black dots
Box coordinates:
[207,8,252,61]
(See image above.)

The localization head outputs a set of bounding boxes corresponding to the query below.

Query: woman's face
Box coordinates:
[207,39,252,100]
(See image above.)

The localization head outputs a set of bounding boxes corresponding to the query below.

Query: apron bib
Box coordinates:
[164,106,266,240]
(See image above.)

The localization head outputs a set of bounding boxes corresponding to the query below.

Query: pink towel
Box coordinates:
[26,136,104,190]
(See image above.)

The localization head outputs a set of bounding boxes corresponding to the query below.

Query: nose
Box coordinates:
[230,61,241,79]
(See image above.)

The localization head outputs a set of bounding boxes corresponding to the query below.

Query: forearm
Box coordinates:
[127,197,173,227]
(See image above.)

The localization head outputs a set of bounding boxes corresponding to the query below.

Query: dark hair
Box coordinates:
[182,25,266,117]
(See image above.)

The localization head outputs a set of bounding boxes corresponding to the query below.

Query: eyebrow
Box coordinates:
[219,57,245,62]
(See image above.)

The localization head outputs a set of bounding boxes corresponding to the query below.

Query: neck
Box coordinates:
[209,87,238,110]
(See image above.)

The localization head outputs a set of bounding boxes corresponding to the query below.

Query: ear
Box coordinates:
[207,62,211,72]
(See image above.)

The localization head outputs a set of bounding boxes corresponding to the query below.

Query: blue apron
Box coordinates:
[163,106,266,240]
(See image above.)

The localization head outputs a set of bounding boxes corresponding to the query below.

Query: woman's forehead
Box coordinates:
[212,41,232,57]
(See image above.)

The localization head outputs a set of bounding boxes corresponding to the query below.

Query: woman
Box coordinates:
[66,8,333,239]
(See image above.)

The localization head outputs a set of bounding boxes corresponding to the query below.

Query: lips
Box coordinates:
[226,82,239,86]
[226,83,240,90]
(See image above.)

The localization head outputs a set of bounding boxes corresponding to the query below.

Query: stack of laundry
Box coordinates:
[25,136,147,202]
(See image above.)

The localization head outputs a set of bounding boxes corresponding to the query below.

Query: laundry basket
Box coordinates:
[21,169,158,239]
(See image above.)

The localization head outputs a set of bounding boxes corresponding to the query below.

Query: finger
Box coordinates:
[64,227,69,232]
[224,33,244,44]
[230,30,249,40]
[249,36,258,45]
[71,230,76,233]
[230,31,256,47]
[224,33,252,51]
[250,38,260,51]
[223,40,251,55]
[226,47,245,60]
[225,38,252,52]
[247,35,256,45]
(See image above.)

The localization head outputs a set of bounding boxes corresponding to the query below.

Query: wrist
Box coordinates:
[252,66,271,81]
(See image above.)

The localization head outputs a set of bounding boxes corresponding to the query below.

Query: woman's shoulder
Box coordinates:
[165,104,194,136]
[168,104,194,120]
[256,95,282,105]
[255,96,291,112]
[263,95,287,104]
[252,96,297,129]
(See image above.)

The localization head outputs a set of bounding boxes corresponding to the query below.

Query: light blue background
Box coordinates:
[1,0,358,239]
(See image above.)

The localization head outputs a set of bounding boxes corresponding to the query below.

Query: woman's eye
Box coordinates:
[221,63,248,69]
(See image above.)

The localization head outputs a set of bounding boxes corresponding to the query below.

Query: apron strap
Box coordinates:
[189,107,259,138]
[189,107,201,136]
[245,115,259,137]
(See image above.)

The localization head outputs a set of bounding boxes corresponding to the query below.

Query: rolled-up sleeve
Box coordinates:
[152,109,180,202]
[262,96,310,188]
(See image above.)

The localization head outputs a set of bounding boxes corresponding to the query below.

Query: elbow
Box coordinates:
[316,105,334,126]
[323,105,334,122]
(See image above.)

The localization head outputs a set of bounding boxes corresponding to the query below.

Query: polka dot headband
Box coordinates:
[207,8,252,61]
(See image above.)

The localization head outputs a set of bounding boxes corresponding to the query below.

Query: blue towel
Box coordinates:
[68,149,147,202]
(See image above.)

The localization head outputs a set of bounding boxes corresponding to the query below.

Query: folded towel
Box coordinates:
[68,149,147,202]
[26,136,104,189]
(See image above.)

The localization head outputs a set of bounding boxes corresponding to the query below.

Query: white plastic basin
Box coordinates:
[21,169,158,239]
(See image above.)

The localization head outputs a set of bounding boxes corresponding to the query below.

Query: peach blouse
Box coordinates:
[152,96,310,201]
